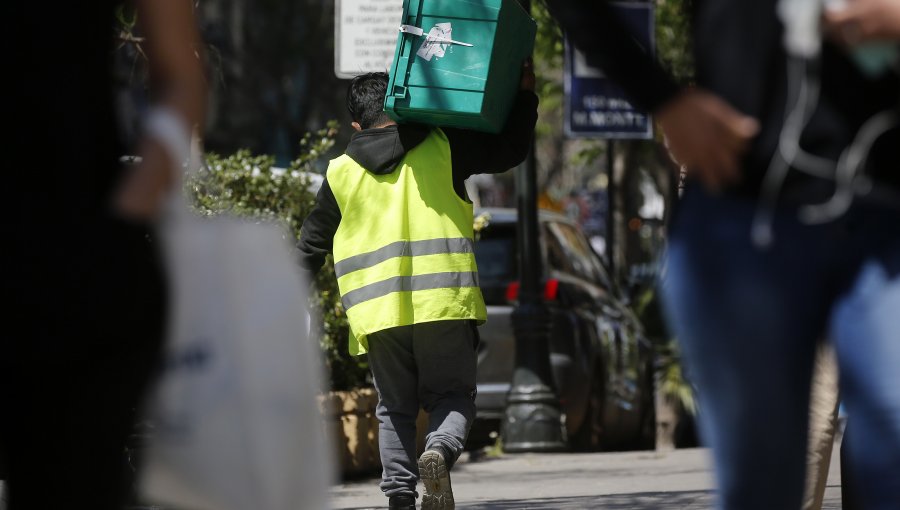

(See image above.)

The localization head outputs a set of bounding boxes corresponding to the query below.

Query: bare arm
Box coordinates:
[824,0,900,44]
[114,0,207,220]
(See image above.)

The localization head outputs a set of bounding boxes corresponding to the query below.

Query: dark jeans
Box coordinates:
[661,187,900,510]
[1,215,166,510]
[367,320,478,499]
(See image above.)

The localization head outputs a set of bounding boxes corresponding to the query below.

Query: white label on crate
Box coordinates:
[417,23,452,61]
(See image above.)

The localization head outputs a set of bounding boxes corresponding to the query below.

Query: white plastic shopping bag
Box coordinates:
[140,208,332,510]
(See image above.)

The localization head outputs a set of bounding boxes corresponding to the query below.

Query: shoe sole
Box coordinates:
[418,450,454,510]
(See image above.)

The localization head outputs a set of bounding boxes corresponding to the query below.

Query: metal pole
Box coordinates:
[501,0,566,453]
[606,139,616,276]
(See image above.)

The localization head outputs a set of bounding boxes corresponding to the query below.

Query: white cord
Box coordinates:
[751,56,899,246]
[778,0,825,58]
[799,110,899,223]
[751,0,899,248]
[781,64,837,179]
[751,57,818,248]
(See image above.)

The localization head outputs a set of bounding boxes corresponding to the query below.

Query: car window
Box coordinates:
[473,224,517,282]
[474,237,515,280]
[559,221,615,289]
[591,252,615,290]
[543,224,572,274]
[548,222,610,286]
[573,224,615,290]
[546,222,591,280]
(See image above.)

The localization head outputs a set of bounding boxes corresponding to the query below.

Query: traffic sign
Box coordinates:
[564,2,655,139]
[335,0,403,79]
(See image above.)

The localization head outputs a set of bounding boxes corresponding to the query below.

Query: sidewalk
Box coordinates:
[331,447,844,509]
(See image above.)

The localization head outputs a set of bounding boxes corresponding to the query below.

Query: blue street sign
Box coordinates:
[564,2,655,139]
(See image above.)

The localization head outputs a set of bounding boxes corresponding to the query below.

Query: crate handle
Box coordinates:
[387,22,421,100]
[399,24,424,37]
[399,24,474,47]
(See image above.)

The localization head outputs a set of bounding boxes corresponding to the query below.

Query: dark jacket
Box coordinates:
[298,90,539,274]
[548,0,900,202]
[690,0,899,200]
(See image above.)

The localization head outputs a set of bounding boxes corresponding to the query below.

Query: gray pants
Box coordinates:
[367,320,478,498]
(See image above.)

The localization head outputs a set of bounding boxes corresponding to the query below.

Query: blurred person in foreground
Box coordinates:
[808,7,900,510]
[547,0,900,508]
[1,1,205,508]
[297,65,537,509]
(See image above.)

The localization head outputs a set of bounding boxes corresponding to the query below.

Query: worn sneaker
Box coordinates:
[388,494,417,509]
[418,449,454,509]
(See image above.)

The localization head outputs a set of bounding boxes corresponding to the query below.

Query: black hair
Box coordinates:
[347,72,392,130]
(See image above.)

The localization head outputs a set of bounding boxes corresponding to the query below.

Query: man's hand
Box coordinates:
[520,58,536,92]
[657,89,760,193]
[113,139,176,221]
[824,0,900,46]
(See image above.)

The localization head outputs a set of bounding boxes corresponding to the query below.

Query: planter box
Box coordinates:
[321,389,381,477]
[322,389,428,478]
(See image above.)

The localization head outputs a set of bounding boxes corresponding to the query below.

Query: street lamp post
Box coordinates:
[501,0,566,450]
[502,148,567,453]
[606,140,616,276]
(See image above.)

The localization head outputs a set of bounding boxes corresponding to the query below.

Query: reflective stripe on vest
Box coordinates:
[341,271,480,310]
[334,238,475,278]
[326,128,487,355]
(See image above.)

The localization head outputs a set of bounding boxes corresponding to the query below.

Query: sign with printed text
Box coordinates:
[564,2,655,139]
[335,0,403,79]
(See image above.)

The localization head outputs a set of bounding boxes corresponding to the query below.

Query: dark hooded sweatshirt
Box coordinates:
[297,90,539,275]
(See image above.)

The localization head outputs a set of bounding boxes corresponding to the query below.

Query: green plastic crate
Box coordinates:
[384,0,537,133]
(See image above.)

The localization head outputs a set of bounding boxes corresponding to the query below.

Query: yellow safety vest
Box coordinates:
[327,128,487,355]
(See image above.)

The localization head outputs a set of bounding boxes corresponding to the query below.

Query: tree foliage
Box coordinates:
[532,0,564,138]
[196,0,349,164]
[190,122,371,391]
[655,0,694,83]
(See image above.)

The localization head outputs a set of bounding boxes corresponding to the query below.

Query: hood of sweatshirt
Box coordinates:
[344,124,431,175]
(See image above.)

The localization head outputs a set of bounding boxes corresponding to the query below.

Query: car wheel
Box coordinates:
[570,363,606,451]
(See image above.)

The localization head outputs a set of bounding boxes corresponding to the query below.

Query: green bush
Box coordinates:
[189,121,371,391]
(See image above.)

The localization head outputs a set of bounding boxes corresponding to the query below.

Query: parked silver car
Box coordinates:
[469,208,655,451]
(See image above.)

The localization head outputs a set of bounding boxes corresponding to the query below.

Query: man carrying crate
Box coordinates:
[298,63,537,509]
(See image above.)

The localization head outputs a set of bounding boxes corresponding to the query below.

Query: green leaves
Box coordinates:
[533,0,564,138]
[657,343,697,416]
[655,0,694,83]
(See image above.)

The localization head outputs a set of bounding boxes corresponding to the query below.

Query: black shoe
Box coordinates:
[389,494,417,509]
[418,449,454,509]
